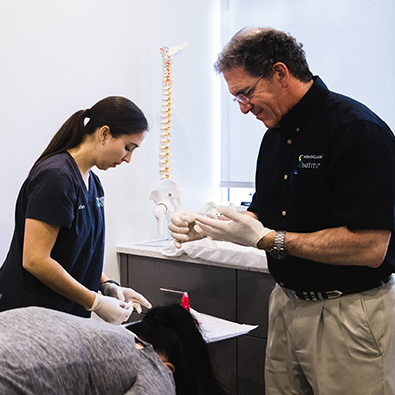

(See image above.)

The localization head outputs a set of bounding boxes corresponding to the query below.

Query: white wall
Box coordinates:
[2,0,394,283]
[0,0,222,280]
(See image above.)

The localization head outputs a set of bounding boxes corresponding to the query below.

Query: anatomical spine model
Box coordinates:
[150,42,187,234]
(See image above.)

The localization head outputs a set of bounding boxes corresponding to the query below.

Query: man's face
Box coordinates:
[223,67,287,129]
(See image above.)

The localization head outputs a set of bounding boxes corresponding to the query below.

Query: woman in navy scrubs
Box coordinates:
[0,96,151,324]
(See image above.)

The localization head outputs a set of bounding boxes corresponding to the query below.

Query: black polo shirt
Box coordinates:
[248,76,395,291]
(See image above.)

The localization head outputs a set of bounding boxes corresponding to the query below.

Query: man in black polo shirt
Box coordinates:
[169,27,395,394]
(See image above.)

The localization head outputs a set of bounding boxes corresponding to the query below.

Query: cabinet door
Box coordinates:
[209,338,237,395]
[237,336,267,395]
[122,254,237,321]
[237,271,275,339]
[120,253,238,393]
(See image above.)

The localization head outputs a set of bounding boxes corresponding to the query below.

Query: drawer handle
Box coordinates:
[160,287,186,295]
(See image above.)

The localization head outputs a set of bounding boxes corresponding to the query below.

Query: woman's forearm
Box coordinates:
[23,218,96,309]
[24,256,96,309]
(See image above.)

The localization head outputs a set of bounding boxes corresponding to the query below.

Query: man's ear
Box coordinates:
[272,62,289,86]
[164,362,175,374]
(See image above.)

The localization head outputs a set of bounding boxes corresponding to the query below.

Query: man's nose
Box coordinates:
[239,101,253,114]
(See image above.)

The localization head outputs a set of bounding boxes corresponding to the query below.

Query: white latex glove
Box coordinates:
[168,210,206,248]
[100,283,152,314]
[121,287,152,314]
[194,206,273,248]
[87,293,133,324]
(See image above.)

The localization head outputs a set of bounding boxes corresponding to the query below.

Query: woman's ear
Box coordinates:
[158,352,175,373]
[164,362,175,374]
[98,126,110,144]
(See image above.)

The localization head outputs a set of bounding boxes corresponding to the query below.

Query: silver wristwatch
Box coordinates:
[270,230,287,260]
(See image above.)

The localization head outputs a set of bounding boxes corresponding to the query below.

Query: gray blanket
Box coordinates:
[0,307,175,394]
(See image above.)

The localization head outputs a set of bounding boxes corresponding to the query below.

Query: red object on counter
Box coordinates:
[181,292,190,312]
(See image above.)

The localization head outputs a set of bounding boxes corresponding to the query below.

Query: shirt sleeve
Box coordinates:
[247,192,258,214]
[124,347,176,395]
[329,119,395,230]
[25,167,76,228]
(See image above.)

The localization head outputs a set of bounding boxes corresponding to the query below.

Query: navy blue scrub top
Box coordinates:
[248,76,395,291]
[0,152,105,317]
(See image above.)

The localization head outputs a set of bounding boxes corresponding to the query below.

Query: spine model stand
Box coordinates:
[150,42,187,234]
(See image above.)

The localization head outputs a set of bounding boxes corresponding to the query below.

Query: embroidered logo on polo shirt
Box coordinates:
[96,196,105,208]
[296,154,323,170]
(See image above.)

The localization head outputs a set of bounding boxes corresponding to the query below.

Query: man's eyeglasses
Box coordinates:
[233,74,265,105]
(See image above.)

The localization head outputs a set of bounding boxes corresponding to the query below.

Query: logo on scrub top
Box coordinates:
[96,196,105,208]
[296,154,323,170]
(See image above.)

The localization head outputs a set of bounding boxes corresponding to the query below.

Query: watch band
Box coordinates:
[270,230,287,260]
[101,279,120,287]
[99,279,120,294]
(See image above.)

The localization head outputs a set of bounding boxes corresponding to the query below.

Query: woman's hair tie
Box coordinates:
[84,108,91,119]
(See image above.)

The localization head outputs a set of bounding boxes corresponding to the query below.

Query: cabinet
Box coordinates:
[119,252,275,394]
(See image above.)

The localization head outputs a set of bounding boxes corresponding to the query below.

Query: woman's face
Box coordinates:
[96,128,147,170]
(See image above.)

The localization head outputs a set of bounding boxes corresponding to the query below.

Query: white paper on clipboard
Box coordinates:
[190,308,258,343]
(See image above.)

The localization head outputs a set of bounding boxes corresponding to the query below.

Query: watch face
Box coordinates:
[270,248,287,260]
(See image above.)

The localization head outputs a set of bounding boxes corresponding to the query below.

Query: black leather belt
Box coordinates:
[287,276,392,301]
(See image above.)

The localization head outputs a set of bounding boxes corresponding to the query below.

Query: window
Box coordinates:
[220,0,395,203]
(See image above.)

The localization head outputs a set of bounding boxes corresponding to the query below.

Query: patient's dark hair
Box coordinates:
[31,96,148,172]
[129,304,229,395]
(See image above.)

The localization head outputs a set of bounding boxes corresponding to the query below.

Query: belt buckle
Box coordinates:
[295,289,343,300]
[325,290,342,299]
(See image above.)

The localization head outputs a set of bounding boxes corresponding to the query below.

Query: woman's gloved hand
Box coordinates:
[87,293,133,324]
[100,282,152,314]
[168,210,206,248]
[194,206,273,248]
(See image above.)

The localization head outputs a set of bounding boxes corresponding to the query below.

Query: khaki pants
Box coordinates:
[265,276,395,395]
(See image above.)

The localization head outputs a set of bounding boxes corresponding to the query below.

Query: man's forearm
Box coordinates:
[258,226,390,267]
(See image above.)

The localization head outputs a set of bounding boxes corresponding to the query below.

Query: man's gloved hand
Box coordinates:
[87,293,133,324]
[100,283,152,314]
[194,206,273,248]
[168,210,206,248]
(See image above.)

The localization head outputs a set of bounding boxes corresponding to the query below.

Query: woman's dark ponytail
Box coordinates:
[31,110,86,172]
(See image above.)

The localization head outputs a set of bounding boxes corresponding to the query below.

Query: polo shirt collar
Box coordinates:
[278,76,329,132]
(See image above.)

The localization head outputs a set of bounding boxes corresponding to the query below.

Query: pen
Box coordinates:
[291,169,298,187]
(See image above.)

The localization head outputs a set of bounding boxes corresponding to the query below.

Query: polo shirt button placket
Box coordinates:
[283,129,294,223]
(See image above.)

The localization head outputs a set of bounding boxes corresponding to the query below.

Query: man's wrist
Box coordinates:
[257,230,276,251]
[269,230,287,260]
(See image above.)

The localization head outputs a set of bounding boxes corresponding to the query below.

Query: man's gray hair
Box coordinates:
[214,27,313,82]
